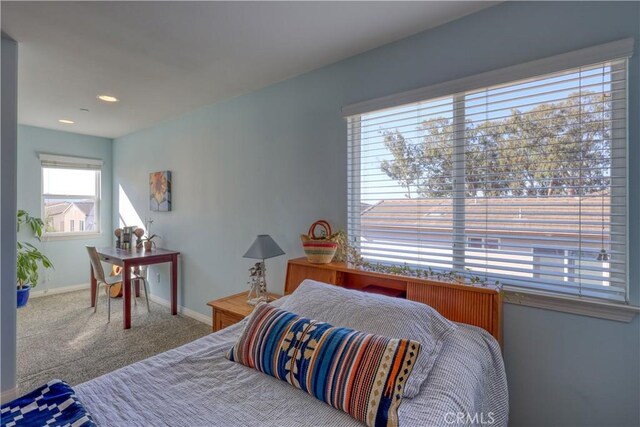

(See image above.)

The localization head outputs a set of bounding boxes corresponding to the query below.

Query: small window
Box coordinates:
[467,237,483,249]
[467,237,500,250]
[40,154,102,236]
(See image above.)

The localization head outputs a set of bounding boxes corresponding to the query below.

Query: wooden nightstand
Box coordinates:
[207,292,281,332]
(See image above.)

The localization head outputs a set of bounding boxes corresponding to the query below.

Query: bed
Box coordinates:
[73,280,508,427]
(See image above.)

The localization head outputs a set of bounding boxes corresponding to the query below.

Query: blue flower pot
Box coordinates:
[17,285,31,308]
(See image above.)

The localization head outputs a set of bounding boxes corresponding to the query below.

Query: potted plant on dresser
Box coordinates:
[16,210,53,307]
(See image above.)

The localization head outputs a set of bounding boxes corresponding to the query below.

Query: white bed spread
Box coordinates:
[75,310,508,426]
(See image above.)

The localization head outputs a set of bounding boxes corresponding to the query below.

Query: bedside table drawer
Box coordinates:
[215,311,243,331]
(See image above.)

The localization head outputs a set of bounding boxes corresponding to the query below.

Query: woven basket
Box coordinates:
[301,220,338,264]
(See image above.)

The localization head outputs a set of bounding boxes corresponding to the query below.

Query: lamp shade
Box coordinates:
[243,235,285,260]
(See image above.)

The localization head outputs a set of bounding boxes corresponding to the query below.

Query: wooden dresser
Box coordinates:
[285,257,503,346]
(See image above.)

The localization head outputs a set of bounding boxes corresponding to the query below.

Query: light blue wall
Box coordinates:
[112,70,346,308]
[17,125,113,290]
[113,2,639,425]
[1,34,19,400]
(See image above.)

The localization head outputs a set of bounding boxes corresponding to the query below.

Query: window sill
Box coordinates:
[41,232,102,241]
[503,287,639,322]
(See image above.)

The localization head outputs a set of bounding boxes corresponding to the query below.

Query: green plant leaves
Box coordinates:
[16,210,53,289]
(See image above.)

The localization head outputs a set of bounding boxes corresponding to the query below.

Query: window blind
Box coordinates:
[347,56,629,303]
[39,153,103,170]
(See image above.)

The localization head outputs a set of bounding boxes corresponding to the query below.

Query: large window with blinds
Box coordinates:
[347,51,629,303]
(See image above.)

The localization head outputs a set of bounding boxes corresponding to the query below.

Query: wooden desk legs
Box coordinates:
[90,265,97,307]
[171,254,178,315]
[91,255,177,328]
[123,260,132,329]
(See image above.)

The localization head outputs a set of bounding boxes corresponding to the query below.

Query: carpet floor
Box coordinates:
[16,289,210,394]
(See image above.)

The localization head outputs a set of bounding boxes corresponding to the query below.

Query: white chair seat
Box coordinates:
[104,275,122,285]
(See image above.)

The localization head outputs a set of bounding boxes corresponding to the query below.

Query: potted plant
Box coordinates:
[139,217,160,251]
[141,234,160,251]
[17,210,54,307]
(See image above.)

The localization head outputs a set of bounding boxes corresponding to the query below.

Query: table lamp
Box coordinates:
[243,234,285,305]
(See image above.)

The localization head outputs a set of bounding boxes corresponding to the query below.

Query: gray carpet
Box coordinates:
[17,289,210,394]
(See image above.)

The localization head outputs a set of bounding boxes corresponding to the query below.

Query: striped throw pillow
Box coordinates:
[227,303,421,427]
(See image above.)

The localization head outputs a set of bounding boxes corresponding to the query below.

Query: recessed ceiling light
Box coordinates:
[97,95,119,103]
[58,119,74,124]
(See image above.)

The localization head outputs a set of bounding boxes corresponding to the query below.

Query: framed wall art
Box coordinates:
[150,170,172,212]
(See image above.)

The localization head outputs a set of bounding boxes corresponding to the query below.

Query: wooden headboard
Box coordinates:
[285,257,503,347]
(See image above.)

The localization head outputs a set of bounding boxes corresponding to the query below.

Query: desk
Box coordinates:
[91,247,180,329]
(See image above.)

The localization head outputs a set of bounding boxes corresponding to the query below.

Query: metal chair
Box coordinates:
[86,246,149,322]
[132,266,151,313]
[111,265,150,313]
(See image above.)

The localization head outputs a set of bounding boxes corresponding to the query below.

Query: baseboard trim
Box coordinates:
[30,283,90,298]
[28,284,211,326]
[1,387,17,404]
[148,294,211,326]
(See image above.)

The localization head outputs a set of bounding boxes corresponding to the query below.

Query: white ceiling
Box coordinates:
[1,1,496,138]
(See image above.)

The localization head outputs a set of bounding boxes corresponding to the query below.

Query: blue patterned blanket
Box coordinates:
[1,380,95,427]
